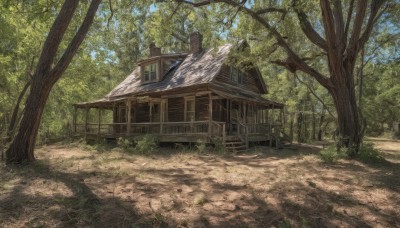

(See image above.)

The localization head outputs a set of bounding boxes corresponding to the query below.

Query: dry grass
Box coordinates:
[0,139,399,227]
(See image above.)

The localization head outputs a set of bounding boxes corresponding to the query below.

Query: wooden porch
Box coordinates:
[73,91,285,148]
[75,121,283,145]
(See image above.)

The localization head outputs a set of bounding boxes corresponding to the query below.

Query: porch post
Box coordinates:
[208,93,213,137]
[84,106,89,137]
[112,102,116,135]
[268,107,272,147]
[127,98,132,135]
[160,99,165,134]
[98,108,102,136]
[243,102,247,124]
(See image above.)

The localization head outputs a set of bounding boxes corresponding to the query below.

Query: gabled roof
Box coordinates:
[106,44,233,99]
[75,41,279,108]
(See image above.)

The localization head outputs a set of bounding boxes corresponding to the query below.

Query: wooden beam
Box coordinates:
[98,108,101,136]
[85,106,89,138]
[161,91,211,99]
[208,93,213,137]
[112,102,116,134]
[127,98,131,135]
[243,102,247,124]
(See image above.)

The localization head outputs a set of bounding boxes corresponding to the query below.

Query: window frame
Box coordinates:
[184,96,196,122]
[230,66,244,84]
[143,62,158,83]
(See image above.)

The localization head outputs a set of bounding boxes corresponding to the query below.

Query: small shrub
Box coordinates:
[319,146,347,163]
[134,134,158,154]
[94,139,113,152]
[117,137,135,153]
[195,140,207,154]
[193,195,207,206]
[174,143,187,151]
[212,137,226,155]
[358,142,384,163]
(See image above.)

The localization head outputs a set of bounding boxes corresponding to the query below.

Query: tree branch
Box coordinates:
[357,0,388,52]
[50,0,102,82]
[332,0,345,51]
[107,0,114,27]
[34,0,80,78]
[176,0,211,7]
[343,0,354,44]
[172,32,188,44]
[255,7,286,20]
[294,73,335,119]
[346,0,368,59]
[292,0,328,50]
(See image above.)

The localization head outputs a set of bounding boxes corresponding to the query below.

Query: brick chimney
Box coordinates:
[149,43,161,57]
[189,32,203,54]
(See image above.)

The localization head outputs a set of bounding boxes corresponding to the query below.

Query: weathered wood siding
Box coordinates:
[168,97,184,122]
[216,65,262,93]
[195,95,209,121]
[136,103,150,123]
[212,99,227,122]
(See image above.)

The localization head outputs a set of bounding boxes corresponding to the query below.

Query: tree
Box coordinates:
[5,0,102,163]
[175,0,391,156]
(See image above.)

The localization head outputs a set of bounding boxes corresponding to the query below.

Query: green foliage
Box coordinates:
[134,135,158,154]
[358,143,385,163]
[212,137,226,155]
[319,146,347,163]
[195,140,207,154]
[117,137,134,151]
[193,195,207,206]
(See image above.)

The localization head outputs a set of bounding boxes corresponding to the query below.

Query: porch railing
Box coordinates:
[75,121,281,144]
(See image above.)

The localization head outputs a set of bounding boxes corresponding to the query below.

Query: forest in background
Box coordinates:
[0,0,399,145]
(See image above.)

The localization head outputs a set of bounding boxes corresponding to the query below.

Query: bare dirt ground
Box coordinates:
[1,138,399,228]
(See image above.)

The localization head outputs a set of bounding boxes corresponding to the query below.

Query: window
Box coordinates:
[185,97,195,122]
[231,67,243,84]
[143,63,157,82]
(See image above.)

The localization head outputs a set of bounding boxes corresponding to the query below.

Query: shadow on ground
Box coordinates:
[0,139,399,227]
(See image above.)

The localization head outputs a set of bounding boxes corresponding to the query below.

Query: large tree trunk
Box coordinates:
[317,109,326,141]
[5,80,53,162]
[297,111,303,143]
[5,0,101,164]
[330,76,361,157]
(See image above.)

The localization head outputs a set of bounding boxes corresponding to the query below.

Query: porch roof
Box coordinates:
[210,82,283,109]
[73,97,126,108]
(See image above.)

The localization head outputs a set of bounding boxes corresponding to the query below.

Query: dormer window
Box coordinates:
[231,67,243,84]
[144,63,157,83]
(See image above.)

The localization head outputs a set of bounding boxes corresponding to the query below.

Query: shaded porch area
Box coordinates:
[73,91,284,147]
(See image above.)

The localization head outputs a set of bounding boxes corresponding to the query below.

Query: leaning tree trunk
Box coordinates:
[330,75,361,157]
[5,0,101,164]
[6,81,31,142]
[5,80,54,162]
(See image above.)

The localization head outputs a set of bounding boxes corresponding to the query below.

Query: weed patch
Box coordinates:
[319,146,347,163]
[358,142,385,163]
[134,134,158,154]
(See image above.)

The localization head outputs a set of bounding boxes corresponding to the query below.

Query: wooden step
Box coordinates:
[225,136,240,141]
[225,141,243,145]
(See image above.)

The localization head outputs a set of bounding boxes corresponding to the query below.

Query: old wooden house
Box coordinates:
[73,32,284,150]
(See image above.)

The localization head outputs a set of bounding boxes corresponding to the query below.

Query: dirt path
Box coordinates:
[1,139,399,227]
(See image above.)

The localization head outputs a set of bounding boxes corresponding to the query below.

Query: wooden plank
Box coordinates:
[127,99,131,135]
[98,108,101,136]
[208,93,212,137]
[85,106,89,138]
[161,91,210,98]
